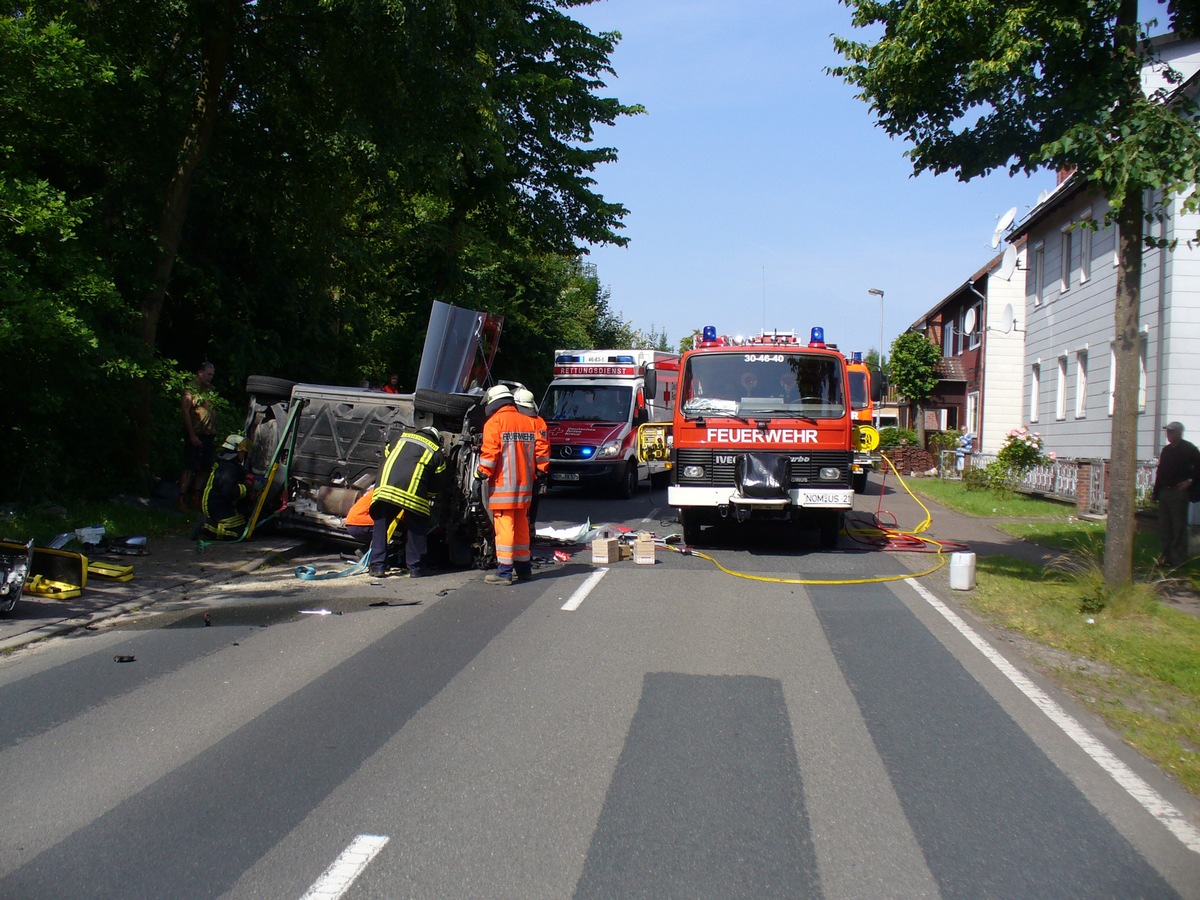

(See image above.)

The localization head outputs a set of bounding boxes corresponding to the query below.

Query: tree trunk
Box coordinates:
[133,2,238,478]
[1103,192,1144,588]
[1102,0,1145,589]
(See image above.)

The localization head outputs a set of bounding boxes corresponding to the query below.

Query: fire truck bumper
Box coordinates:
[668,486,853,509]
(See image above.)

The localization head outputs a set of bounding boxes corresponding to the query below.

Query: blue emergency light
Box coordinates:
[809,326,826,348]
[702,325,717,343]
[579,447,595,458]
[852,351,863,363]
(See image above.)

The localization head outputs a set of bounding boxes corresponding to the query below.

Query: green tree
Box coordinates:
[832,1,1200,587]
[887,331,941,447]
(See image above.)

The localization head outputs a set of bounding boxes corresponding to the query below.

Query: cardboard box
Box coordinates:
[634,533,656,565]
[592,537,620,564]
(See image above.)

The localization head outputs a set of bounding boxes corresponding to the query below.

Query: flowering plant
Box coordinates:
[996,425,1056,474]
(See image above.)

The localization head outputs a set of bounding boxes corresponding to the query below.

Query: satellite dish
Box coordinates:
[998,244,1018,280]
[963,307,977,335]
[1001,303,1016,332]
[1037,188,1050,204]
[991,207,1018,248]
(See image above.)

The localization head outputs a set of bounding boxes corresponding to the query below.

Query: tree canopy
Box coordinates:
[833,0,1200,587]
[0,0,643,500]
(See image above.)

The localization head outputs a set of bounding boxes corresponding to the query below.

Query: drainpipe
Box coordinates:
[967,280,987,445]
[1153,188,1170,449]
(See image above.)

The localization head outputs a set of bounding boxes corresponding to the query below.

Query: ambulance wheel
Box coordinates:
[853,471,868,493]
[245,376,296,402]
[414,388,477,421]
[819,510,843,549]
[615,462,638,499]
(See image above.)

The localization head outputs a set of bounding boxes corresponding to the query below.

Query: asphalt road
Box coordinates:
[1,481,1198,898]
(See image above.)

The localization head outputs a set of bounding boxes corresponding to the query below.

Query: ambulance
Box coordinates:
[541,349,679,498]
[641,326,878,547]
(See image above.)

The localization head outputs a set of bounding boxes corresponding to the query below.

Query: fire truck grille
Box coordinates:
[674,449,852,488]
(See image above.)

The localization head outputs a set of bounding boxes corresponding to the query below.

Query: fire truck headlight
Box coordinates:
[682,465,705,479]
[597,440,622,459]
[819,467,841,481]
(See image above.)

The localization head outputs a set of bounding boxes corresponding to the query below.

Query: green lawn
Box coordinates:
[906,476,1200,797]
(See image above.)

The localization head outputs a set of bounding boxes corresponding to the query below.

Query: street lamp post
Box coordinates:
[868,288,884,427]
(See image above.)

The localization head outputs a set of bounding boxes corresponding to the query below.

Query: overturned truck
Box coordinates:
[240,302,508,569]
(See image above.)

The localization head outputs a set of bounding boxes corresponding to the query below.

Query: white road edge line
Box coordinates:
[906,578,1200,854]
[300,833,390,900]
[562,568,609,611]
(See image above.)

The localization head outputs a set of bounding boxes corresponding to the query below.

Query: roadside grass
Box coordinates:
[1,500,191,547]
[906,477,1200,797]
[903,475,1073,518]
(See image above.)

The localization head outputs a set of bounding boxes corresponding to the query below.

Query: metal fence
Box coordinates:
[942,452,1158,514]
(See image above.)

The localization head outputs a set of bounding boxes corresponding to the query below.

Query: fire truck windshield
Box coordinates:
[680,354,845,418]
[849,370,869,410]
[543,384,633,423]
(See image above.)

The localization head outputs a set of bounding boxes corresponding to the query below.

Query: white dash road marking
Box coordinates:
[300,834,389,899]
[561,568,609,611]
[906,578,1200,855]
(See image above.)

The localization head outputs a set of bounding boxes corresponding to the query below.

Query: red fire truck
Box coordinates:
[846,351,882,492]
[643,326,876,547]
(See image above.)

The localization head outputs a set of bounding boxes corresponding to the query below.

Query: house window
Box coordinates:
[943,319,956,356]
[1032,243,1045,305]
[1108,347,1115,415]
[1075,350,1088,418]
[1139,338,1147,412]
[1061,226,1073,292]
[1056,356,1067,421]
[1080,213,1093,283]
[1030,363,1041,423]
[966,303,981,350]
[1112,222,1120,268]
[966,391,979,438]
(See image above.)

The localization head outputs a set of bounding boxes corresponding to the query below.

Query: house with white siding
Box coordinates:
[1005,33,1200,472]
[903,245,1027,455]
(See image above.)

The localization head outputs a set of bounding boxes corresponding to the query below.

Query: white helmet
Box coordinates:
[418,425,441,443]
[483,384,514,415]
[513,388,538,416]
[220,433,247,453]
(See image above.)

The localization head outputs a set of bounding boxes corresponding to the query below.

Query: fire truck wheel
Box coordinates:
[615,462,638,499]
[853,471,868,493]
[819,510,843,549]
[680,508,704,545]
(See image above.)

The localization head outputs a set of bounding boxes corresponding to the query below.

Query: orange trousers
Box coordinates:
[492,508,531,575]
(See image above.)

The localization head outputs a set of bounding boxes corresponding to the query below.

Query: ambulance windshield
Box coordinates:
[680,354,845,418]
[542,384,633,423]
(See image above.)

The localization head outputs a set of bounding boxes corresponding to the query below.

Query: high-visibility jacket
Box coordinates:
[477,404,539,509]
[532,414,550,476]
[345,489,374,526]
[201,454,248,538]
[373,430,446,517]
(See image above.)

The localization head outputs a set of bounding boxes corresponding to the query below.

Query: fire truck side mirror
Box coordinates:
[871,368,884,403]
[643,368,658,399]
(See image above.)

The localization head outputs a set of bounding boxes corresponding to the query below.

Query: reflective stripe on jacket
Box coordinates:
[374,431,447,516]
[477,404,538,509]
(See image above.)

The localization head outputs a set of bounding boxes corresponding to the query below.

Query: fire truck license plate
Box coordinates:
[798,490,845,505]
[553,472,580,481]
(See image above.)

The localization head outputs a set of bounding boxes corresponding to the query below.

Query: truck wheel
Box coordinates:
[819,510,843,549]
[414,388,477,420]
[616,462,638,499]
[680,508,703,544]
[245,376,296,402]
[853,471,868,494]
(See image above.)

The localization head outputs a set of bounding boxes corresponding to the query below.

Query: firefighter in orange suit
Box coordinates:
[513,387,551,538]
[475,384,542,584]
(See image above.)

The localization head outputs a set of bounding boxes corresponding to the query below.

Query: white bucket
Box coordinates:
[949,552,976,590]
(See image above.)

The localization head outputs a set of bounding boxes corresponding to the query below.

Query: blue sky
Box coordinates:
[568,1,1067,358]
